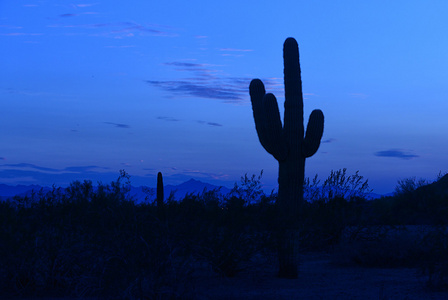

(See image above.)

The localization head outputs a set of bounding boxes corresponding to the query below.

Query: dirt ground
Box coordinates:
[10,252,448,300]
[191,252,448,300]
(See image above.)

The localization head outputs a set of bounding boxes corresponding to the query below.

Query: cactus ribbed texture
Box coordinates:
[249,38,324,278]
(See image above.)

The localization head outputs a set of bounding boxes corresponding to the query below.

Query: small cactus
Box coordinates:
[157,172,164,218]
[249,38,324,278]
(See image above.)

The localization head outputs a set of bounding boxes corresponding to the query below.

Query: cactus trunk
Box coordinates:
[277,158,304,278]
[157,172,164,219]
[249,38,324,278]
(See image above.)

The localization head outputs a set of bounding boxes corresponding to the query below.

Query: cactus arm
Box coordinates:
[249,79,270,151]
[263,93,288,161]
[303,109,324,158]
[250,79,287,160]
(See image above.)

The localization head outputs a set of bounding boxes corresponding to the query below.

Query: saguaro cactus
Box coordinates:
[249,38,324,278]
[157,172,164,209]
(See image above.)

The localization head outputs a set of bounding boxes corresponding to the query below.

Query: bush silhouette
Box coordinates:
[2,170,448,297]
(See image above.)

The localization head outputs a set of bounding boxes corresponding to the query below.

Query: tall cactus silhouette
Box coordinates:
[249,37,324,278]
[156,172,164,218]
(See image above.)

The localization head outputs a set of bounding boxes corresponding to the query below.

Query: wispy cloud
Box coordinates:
[60,13,78,18]
[104,122,130,128]
[0,167,124,187]
[103,22,176,38]
[58,12,99,18]
[0,25,23,29]
[64,166,107,172]
[1,163,60,172]
[374,149,419,160]
[162,62,218,79]
[0,163,107,173]
[197,120,223,127]
[157,116,180,122]
[0,33,43,36]
[181,169,230,180]
[157,116,222,127]
[220,48,253,52]
[164,62,210,68]
[147,61,282,104]
[321,138,336,144]
[349,93,369,100]
[105,45,136,48]
[72,3,98,8]
[47,21,178,38]
[2,88,73,100]
[147,80,245,102]
[220,48,253,57]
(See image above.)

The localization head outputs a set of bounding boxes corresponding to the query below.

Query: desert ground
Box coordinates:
[191,251,447,300]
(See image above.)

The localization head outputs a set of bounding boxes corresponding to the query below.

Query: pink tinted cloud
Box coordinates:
[0,33,43,36]
[182,169,230,180]
[75,3,98,8]
[220,48,253,52]
[60,22,179,38]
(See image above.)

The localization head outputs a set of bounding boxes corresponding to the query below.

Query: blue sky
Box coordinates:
[1,1,447,194]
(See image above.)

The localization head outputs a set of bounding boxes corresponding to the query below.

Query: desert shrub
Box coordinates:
[229,170,265,204]
[0,172,198,298]
[168,172,273,277]
[299,169,374,250]
[304,168,372,202]
[380,173,448,226]
[174,192,262,277]
[394,176,429,196]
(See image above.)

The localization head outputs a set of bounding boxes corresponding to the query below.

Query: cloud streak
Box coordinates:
[349,93,369,100]
[219,48,253,52]
[147,61,282,103]
[60,13,77,17]
[322,138,336,144]
[64,166,108,172]
[181,169,230,180]
[220,48,253,57]
[0,163,108,173]
[197,121,223,127]
[147,80,245,101]
[0,163,234,190]
[0,168,120,187]
[104,122,130,129]
[374,149,419,160]
[157,116,222,127]
[1,163,60,172]
[48,21,178,38]
[157,116,180,122]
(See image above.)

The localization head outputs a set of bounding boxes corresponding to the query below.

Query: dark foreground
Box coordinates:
[8,251,448,299]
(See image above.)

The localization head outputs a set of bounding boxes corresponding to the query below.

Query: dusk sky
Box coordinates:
[1,1,448,194]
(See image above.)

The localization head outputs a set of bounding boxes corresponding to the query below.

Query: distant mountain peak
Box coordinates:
[186,178,199,182]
